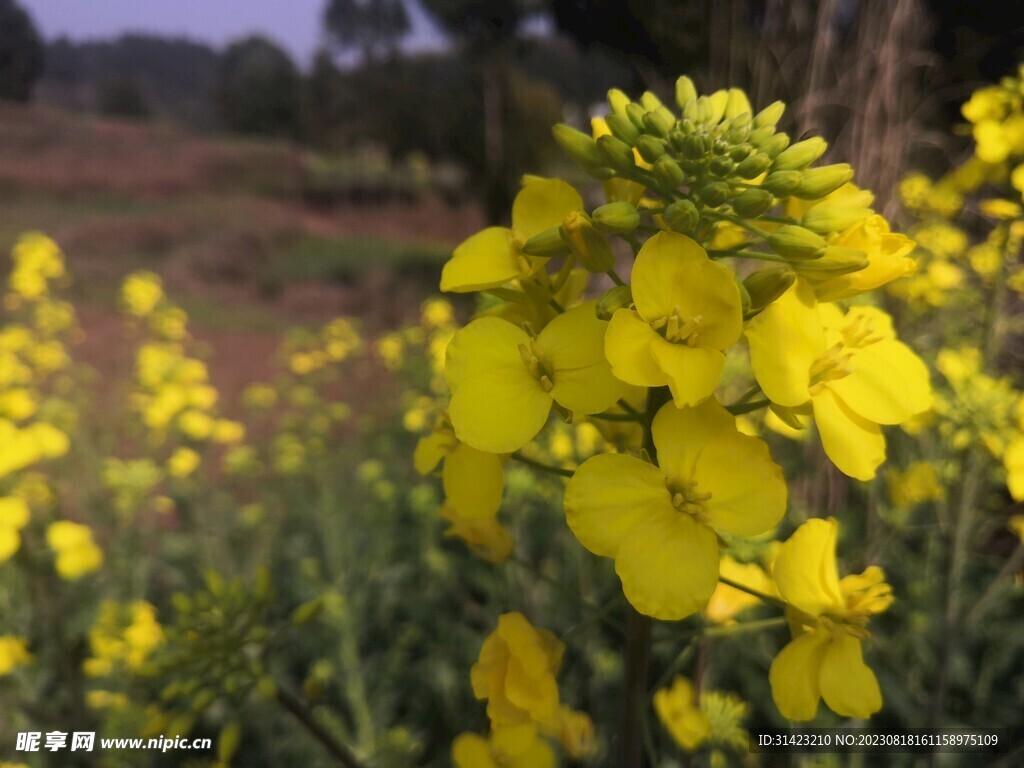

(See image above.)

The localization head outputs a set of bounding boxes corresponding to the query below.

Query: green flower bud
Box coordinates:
[753,100,786,128]
[607,113,640,145]
[597,135,637,173]
[709,155,735,177]
[684,96,713,124]
[192,688,217,713]
[731,188,775,217]
[773,137,828,171]
[730,143,754,162]
[523,225,572,257]
[626,102,647,130]
[768,225,828,260]
[256,677,278,700]
[593,202,640,234]
[654,155,685,188]
[681,134,706,161]
[758,133,791,158]
[218,723,242,763]
[552,124,604,169]
[640,90,664,111]
[725,119,751,144]
[636,135,666,163]
[748,125,776,146]
[793,246,869,276]
[744,266,796,310]
[608,88,630,117]
[669,129,687,151]
[794,164,855,200]
[801,205,873,234]
[735,275,752,314]
[561,211,617,273]
[663,199,700,234]
[643,108,675,138]
[291,598,325,627]
[735,152,772,179]
[725,88,752,120]
[699,181,732,207]
[761,170,803,196]
[596,284,634,319]
[675,75,698,109]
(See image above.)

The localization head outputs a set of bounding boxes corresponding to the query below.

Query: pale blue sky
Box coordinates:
[19,0,446,66]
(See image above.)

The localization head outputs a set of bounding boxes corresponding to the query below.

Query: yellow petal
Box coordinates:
[511,178,584,240]
[605,309,667,387]
[509,737,556,768]
[441,227,518,293]
[538,303,624,414]
[819,634,882,719]
[745,279,822,408]
[413,432,452,475]
[650,339,725,407]
[694,427,787,536]
[770,626,830,721]
[452,733,499,768]
[830,339,931,425]
[446,318,551,453]
[773,518,844,616]
[565,454,669,557]
[651,398,735,479]
[443,444,504,519]
[812,388,885,480]
[615,509,719,620]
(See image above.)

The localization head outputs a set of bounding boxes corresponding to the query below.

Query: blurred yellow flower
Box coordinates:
[654,677,711,751]
[0,636,31,675]
[46,520,103,579]
[167,446,200,478]
[121,271,164,317]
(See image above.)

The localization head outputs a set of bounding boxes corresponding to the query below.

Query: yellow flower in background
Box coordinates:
[1008,514,1024,542]
[0,419,70,479]
[605,232,742,407]
[121,271,164,317]
[565,399,786,619]
[440,506,514,564]
[769,518,893,721]
[86,601,164,676]
[9,233,65,300]
[451,729,555,768]
[1004,439,1024,501]
[446,303,623,453]
[746,279,931,480]
[46,520,103,579]
[167,446,200,478]
[441,177,582,293]
[242,383,278,410]
[470,612,564,735]
[654,677,711,751]
[0,636,31,675]
[0,496,31,563]
[421,297,454,328]
[887,462,945,509]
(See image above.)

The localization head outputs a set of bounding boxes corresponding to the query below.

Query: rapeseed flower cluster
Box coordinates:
[424,76,931,747]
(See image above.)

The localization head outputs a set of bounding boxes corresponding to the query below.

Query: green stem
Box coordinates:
[607,268,627,287]
[510,451,575,478]
[704,209,772,239]
[707,248,788,263]
[701,616,787,637]
[617,398,643,418]
[725,398,770,415]
[276,686,366,768]
[717,575,787,608]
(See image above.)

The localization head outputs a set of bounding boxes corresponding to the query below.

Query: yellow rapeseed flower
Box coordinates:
[654,677,711,751]
[0,636,31,675]
[441,178,582,293]
[565,399,786,619]
[746,279,931,479]
[451,729,555,768]
[446,303,623,453]
[769,518,892,720]
[415,414,504,519]
[46,520,103,579]
[605,232,742,407]
[440,505,514,564]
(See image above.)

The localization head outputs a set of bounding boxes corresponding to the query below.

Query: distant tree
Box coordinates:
[216,36,301,137]
[323,0,410,63]
[301,48,351,147]
[98,78,150,120]
[0,0,44,101]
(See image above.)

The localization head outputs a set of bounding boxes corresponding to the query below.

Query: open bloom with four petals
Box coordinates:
[564,398,786,620]
[445,303,624,454]
[746,278,932,480]
[605,232,743,408]
[769,518,893,720]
